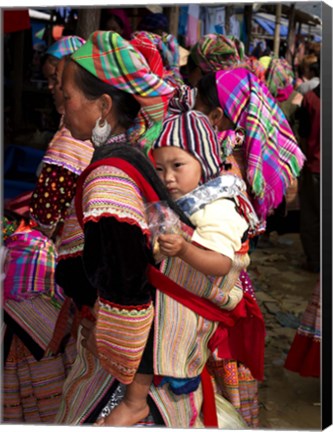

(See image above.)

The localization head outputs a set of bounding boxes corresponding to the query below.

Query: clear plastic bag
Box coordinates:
[145,201,181,257]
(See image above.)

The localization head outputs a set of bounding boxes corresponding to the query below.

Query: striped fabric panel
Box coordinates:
[96,300,154,384]
[55,331,202,427]
[42,126,94,176]
[82,165,149,234]
[3,334,77,423]
[149,379,204,427]
[208,358,259,428]
[4,296,65,350]
[57,200,84,259]
[154,253,249,378]
[159,252,249,307]
[55,331,115,425]
[154,288,217,378]
[237,363,259,428]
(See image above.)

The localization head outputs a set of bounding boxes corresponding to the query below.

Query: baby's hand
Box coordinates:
[158,233,187,257]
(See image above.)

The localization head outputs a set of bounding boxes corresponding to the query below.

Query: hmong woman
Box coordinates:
[29,35,94,240]
[2,36,91,424]
[186,33,266,89]
[54,30,247,428]
[193,67,305,427]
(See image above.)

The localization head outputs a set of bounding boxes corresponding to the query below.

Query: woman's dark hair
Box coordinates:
[196,72,220,113]
[186,54,198,73]
[73,61,141,129]
[309,61,320,78]
[100,13,124,31]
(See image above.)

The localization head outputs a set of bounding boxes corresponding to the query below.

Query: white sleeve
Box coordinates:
[189,199,248,260]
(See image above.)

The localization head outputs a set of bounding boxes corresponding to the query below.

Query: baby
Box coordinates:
[97,110,254,426]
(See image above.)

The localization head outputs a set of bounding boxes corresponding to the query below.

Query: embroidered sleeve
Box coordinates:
[30,164,78,228]
[81,165,149,234]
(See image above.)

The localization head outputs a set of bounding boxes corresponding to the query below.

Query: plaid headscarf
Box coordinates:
[46,35,86,59]
[130,31,164,78]
[264,57,295,102]
[245,56,267,84]
[132,31,183,88]
[216,68,305,220]
[190,34,247,73]
[72,31,175,153]
[152,110,222,184]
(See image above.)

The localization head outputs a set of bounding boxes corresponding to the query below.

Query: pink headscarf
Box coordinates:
[215,68,305,220]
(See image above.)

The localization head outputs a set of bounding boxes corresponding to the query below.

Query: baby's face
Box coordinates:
[153,147,202,200]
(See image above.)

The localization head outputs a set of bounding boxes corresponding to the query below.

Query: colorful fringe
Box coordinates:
[55,330,115,424]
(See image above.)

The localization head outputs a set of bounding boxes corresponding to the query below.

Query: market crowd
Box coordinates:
[2,10,320,428]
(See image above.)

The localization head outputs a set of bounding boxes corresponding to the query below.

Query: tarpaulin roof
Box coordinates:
[254,15,289,37]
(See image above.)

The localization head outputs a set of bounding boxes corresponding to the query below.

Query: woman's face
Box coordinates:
[62,61,101,141]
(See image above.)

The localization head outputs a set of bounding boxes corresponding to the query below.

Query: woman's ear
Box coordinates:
[211,107,224,130]
[100,94,113,119]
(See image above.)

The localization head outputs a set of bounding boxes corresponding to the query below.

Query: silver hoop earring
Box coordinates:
[91,116,112,147]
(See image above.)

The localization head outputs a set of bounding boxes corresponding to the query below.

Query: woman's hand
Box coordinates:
[80,318,99,358]
[158,233,188,257]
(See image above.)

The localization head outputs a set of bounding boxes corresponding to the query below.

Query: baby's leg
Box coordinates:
[95,373,152,426]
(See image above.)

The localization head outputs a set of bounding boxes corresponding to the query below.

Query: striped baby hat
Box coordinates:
[152,110,222,183]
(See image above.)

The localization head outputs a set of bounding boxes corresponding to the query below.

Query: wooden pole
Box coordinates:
[273,3,282,57]
[76,8,101,39]
[286,3,296,65]
[244,4,253,54]
[12,30,25,131]
[169,6,179,37]
[225,5,233,35]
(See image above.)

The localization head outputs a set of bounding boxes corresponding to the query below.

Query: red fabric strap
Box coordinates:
[147,264,265,381]
[201,365,219,427]
[147,264,245,326]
